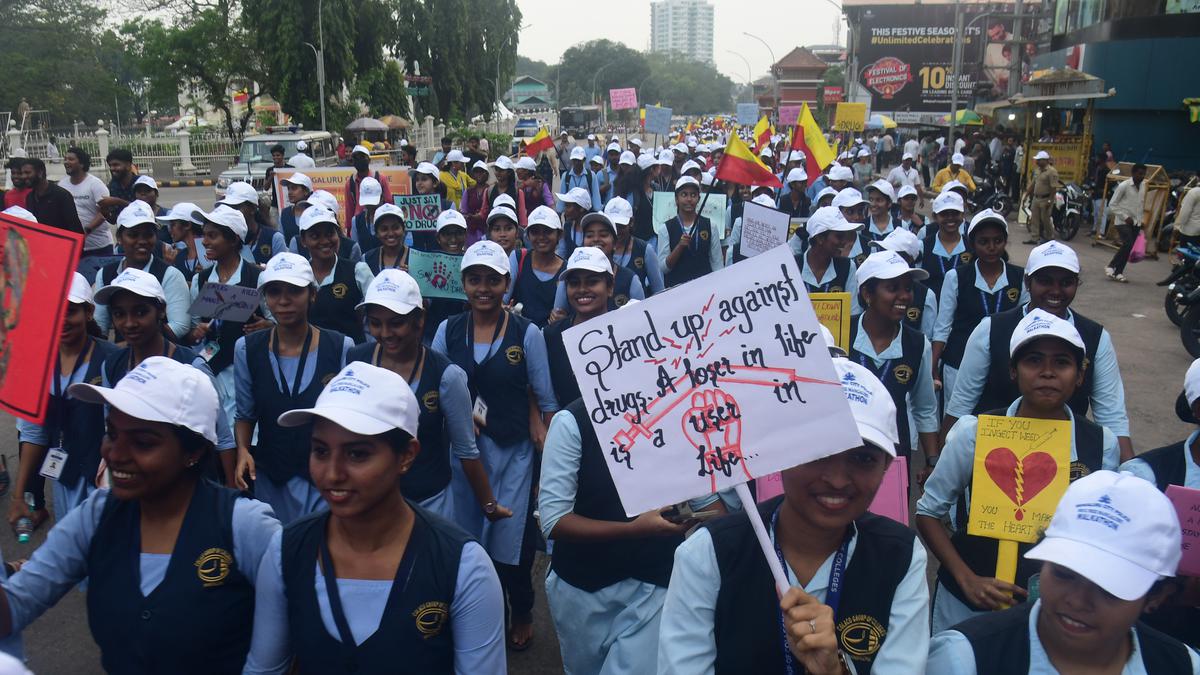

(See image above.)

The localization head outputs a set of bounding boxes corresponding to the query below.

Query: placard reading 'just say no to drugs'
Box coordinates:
[562,246,861,516]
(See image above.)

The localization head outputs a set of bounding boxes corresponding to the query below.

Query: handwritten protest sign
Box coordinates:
[562,245,860,516]
[740,200,792,258]
[272,167,412,212]
[0,212,84,424]
[737,103,759,124]
[757,456,909,524]
[609,88,639,111]
[809,292,851,350]
[969,415,1070,583]
[833,103,868,132]
[778,105,802,126]
[408,250,465,300]
[644,105,673,136]
[651,192,728,236]
[188,283,261,322]
[1166,485,1200,576]
[393,194,443,232]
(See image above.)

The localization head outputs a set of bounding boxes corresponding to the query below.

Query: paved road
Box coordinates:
[2,190,1192,672]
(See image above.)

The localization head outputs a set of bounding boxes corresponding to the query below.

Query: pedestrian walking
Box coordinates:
[1105,162,1148,282]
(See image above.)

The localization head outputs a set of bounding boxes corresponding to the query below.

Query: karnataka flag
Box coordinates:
[791,103,837,179]
[639,108,646,128]
[716,130,782,188]
[233,89,249,104]
[752,116,772,153]
[524,127,554,157]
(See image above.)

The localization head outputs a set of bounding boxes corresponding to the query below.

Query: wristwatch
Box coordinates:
[925,454,940,468]
[483,501,497,515]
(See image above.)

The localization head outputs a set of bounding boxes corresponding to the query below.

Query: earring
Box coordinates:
[187,460,198,468]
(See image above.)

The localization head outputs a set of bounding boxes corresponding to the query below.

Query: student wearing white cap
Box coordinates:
[93,199,193,341]
[609,195,665,297]
[727,193,782,265]
[295,206,375,344]
[218,182,286,267]
[287,189,365,263]
[507,205,564,327]
[835,188,873,265]
[0,357,280,672]
[488,155,527,230]
[917,310,1120,634]
[542,246,614,408]
[660,360,931,673]
[797,206,863,315]
[894,184,926,234]
[932,209,1027,400]
[584,134,601,165]
[361,203,412,274]
[132,175,167,220]
[432,240,557,651]
[440,150,476,206]
[920,190,972,298]
[560,146,603,217]
[242,363,506,673]
[944,240,1131,461]
[421,209,471,344]
[853,148,875,190]
[861,179,899,247]
[347,271,502,527]
[484,203,523,260]
[277,172,313,247]
[928,470,1200,673]
[869,229,939,336]
[778,168,812,219]
[659,176,723,287]
[930,152,976,195]
[554,186,593,258]
[10,274,118,532]
[346,175,385,254]
[851,251,939,464]
[233,253,355,523]
[517,155,555,212]
[589,154,611,205]
[157,201,211,281]
[345,145,392,225]
[551,200,647,316]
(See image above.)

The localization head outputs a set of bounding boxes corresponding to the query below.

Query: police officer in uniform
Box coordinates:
[296,205,374,344]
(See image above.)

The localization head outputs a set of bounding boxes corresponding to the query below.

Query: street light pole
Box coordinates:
[726,50,753,101]
[592,62,614,126]
[743,31,778,117]
[303,42,326,132]
[317,0,326,131]
[948,0,963,151]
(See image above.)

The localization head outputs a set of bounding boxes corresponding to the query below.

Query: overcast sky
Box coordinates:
[513,0,846,84]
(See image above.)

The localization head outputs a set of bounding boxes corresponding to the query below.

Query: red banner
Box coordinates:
[0,213,84,424]
[823,87,844,104]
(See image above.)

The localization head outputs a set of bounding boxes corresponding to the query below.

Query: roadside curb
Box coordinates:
[157,178,215,187]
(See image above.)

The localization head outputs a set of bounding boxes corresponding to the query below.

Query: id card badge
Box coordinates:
[472,397,488,428]
[198,341,221,363]
[40,448,67,480]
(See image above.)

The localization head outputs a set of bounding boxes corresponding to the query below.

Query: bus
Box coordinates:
[559,106,601,137]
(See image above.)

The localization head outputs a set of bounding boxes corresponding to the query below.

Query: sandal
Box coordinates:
[508,622,534,652]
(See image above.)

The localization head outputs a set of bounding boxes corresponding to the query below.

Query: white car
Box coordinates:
[214,130,336,199]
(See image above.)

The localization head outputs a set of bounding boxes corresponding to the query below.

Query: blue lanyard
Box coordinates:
[857,352,892,384]
[936,253,957,276]
[979,289,1004,316]
[771,507,852,675]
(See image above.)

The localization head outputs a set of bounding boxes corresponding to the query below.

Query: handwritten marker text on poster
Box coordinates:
[188,283,261,322]
[1166,485,1200,577]
[967,415,1070,543]
[809,292,851,351]
[739,201,792,259]
[563,246,860,516]
[407,250,466,300]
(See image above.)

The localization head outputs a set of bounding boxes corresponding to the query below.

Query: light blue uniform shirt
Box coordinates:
[927,599,1200,674]
[1,489,278,632]
[1122,430,1200,488]
[552,266,646,310]
[945,306,1130,437]
[806,175,829,202]
[658,520,930,674]
[613,242,665,296]
[559,169,604,217]
[287,238,364,264]
[93,259,193,339]
[583,145,602,164]
[241,228,287,264]
[654,217,725,279]
[414,362,480,517]
[243,529,507,675]
[850,315,939,434]
[847,218,896,260]
[800,253,861,315]
[933,262,1031,344]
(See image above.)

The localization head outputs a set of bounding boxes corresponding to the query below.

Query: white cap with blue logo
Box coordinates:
[277,362,420,438]
[832,359,898,457]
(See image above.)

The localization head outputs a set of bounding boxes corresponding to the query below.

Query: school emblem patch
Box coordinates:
[837,614,887,660]
[331,283,349,299]
[422,390,440,413]
[828,286,844,293]
[505,345,524,365]
[413,601,449,638]
[906,306,921,322]
[1069,461,1092,482]
[893,365,913,384]
[615,294,630,307]
[195,547,233,587]
[959,252,972,264]
[89,375,103,385]
[699,230,710,241]
[259,244,271,258]
[633,256,644,270]
[1006,288,1019,302]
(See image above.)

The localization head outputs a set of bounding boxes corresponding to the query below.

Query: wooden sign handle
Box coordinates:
[996,539,1019,609]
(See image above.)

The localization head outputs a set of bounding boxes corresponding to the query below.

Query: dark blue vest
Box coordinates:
[622,237,652,295]
[101,257,168,286]
[103,341,202,387]
[245,327,346,482]
[444,312,532,446]
[611,264,638,309]
[665,215,714,287]
[280,205,299,247]
[311,259,365,344]
[44,338,118,487]
[86,480,253,674]
[511,252,562,328]
[248,224,281,265]
[362,246,409,276]
[280,505,468,674]
[942,263,1024,369]
[848,318,924,458]
[195,261,262,374]
[920,233,973,298]
[903,281,932,333]
[543,316,580,409]
[796,254,852,293]
[352,212,381,254]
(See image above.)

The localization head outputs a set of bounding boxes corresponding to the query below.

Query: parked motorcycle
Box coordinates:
[1159,243,1200,327]
[971,162,1014,216]
[1052,183,1088,241]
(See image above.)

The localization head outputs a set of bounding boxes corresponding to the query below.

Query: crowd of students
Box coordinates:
[0,125,1196,674]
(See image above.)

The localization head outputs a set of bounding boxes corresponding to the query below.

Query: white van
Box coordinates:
[214,130,335,199]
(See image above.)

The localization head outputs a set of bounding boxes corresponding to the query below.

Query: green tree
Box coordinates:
[548,40,649,108]
[643,54,735,115]
[97,27,180,126]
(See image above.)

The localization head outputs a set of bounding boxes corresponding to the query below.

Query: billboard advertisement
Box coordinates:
[856,5,1037,113]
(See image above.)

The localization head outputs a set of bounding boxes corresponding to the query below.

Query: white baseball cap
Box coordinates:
[371,203,406,228]
[941,180,969,195]
[259,252,317,289]
[556,184,595,208]
[832,359,899,456]
[68,272,94,306]
[630,137,643,147]
[414,162,440,177]
[866,179,896,203]
[589,155,605,166]
[816,187,839,203]
[856,251,929,285]
[674,176,700,192]
[486,206,519,227]
[218,181,259,207]
[1,206,36,222]
[298,205,339,232]
[760,147,774,158]
[1184,358,1200,407]
[295,140,309,151]
[587,134,596,141]
[857,149,871,158]
[785,168,808,184]
[618,151,636,166]
[932,191,965,214]
[869,228,922,261]
[70,356,220,444]
[527,205,563,231]
[569,146,585,161]
[896,185,919,201]
[967,208,1008,237]
[436,209,467,233]
[565,245,613,276]
[492,193,516,211]
[828,165,854,182]
[789,150,806,163]
[832,188,866,209]
[193,204,248,242]
[493,155,515,172]
[116,200,158,230]
[281,173,314,191]
[603,197,633,227]
[1009,308,1085,356]
[902,152,915,161]
[559,130,569,137]
[657,151,674,167]
[95,267,167,305]
[1025,240,1081,276]
[1025,470,1182,601]
[636,154,655,170]
[951,152,965,165]
[681,160,702,175]
[356,268,422,316]
[806,206,859,239]
[750,194,775,208]
[606,142,621,153]
[445,149,467,164]
[461,240,510,275]
[300,190,339,214]
[358,176,383,207]
[351,144,371,156]
[1034,150,1051,161]
[470,160,489,174]
[133,175,159,192]
[278,362,420,438]
[157,202,204,226]
[515,156,538,172]
[673,143,687,154]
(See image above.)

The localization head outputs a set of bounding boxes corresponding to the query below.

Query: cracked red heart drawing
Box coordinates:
[983,448,1058,521]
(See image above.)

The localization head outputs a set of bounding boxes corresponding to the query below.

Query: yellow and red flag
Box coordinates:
[791,103,837,179]
[524,127,554,157]
[716,130,782,188]
[752,116,772,153]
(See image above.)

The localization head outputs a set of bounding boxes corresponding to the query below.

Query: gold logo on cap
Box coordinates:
[1006,288,1019,302]
[906,307,921,322]
[837,614,887,660]
[331,283,349,299]
[413,601,449,638]
[893,365,913,384]
[422,390,439,413]
[505,345,524,365]
[195,547,233,587]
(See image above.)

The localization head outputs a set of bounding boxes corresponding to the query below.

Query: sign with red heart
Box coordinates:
[967,415,1070,544]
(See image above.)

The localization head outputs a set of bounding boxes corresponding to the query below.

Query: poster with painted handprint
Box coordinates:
[562,245,860,516]
[407,250,465,301]
[968,415,1070,543]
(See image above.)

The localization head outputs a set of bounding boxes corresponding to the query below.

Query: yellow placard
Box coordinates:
[967,415,1071,544]
[809,292,851,350]
[1027,141,1086,185]
[273,167,412,213]
[833,103,868,132]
